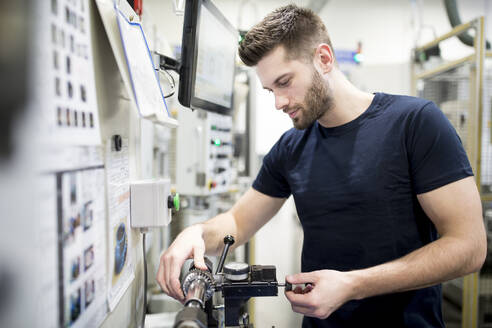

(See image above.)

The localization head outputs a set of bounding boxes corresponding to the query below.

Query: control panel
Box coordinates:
[175,108,233,196]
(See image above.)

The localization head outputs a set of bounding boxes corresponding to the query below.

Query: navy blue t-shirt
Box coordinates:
[252,93,473,327]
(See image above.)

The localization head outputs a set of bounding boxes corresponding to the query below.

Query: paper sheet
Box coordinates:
[115,5,169,119]
[105,138,134,311]
[33,0,101,147]
[57,166,107,328]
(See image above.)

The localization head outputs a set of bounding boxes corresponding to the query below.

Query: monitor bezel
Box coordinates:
[178,0,237,116]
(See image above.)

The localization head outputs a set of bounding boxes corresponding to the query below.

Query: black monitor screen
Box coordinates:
[179,0,237,115]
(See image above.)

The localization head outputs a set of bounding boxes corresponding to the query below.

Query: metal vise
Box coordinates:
[173,235,291,328]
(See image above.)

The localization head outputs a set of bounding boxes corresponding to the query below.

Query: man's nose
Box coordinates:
[274,93,289,111]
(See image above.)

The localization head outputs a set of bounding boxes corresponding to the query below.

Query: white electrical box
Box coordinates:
[175,108,233,196]
[130,178,172,228]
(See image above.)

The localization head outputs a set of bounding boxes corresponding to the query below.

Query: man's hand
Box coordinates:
[156,224,207,302]
[285,270,355,319]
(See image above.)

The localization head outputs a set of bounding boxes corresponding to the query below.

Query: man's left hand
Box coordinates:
[285,270,355,319]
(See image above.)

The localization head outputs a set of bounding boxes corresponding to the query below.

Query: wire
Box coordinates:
[158,69,176,98]
[141,232,148,328]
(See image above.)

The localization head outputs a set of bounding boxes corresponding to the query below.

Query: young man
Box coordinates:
[157,4,486,327]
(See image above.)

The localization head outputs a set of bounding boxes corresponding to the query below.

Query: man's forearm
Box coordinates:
[347,234,485,300]
[198,211,241,256]
[197,188,285,257]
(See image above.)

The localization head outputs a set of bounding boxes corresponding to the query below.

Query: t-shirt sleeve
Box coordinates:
[252,137,291,198]
[407,101,474,194]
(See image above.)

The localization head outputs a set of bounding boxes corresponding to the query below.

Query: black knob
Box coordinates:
[224,235,235,246]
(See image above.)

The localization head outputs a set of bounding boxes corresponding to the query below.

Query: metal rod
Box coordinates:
[414,55,474,80]
[415,20,474,53]
[462,16,484,328]
[215,235,235,275]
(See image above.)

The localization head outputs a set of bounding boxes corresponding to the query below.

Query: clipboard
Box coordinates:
[94,0,178,127]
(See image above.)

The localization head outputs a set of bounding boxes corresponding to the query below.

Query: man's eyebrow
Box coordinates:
[263,73,291,91]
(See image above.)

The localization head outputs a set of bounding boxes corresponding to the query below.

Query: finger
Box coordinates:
[303,284,314,294]
[193,244,207,270]
[171,276,185,302]
[285,290,313,308]
[289,284,312,294]
[286,271,318,285]
[163,254,173,296]
[169,255,185,301]
[156,260,163,287]
[156,261,169,295]
[164,254,183,301]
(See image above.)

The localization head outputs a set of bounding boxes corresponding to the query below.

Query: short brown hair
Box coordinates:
[238,4,333,66]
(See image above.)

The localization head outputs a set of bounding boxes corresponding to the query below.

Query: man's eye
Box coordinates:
[278,80,290,87]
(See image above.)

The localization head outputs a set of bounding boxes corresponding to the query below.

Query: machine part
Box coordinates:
[182,269,214,307]
[130,178,173,228]
[223,262,249,281]
[168,193,180,211]
[215,235,235,274]
[174,236,294,327]
[173,307,207,328]
[444,0,490,49]
[221,265,280,326]
[174,258,215,328]
[414,45,441,64]
[157,52,181,73]
[277,282,292,291]
[250,265,275,282]
[185,279,207,309]
[176,108,234,196]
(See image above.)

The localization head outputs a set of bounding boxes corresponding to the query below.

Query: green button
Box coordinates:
[173,193,180,211]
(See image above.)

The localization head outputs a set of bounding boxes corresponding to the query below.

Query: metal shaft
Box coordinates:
[215,235,235,275]
[277,282,292,291]
[184,279,207,309]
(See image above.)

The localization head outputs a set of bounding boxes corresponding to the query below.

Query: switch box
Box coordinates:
[130,178,172,228]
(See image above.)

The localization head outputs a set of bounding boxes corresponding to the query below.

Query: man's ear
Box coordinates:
[313,43,335,74]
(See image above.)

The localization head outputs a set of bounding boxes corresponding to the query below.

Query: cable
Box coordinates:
[157,68,176,98]
[141,231,148,328]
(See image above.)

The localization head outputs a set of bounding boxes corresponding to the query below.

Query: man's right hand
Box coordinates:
[156,224,208,302]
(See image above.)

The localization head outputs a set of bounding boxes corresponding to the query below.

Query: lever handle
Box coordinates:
[277,281,292,291]
[215,235,235,275]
